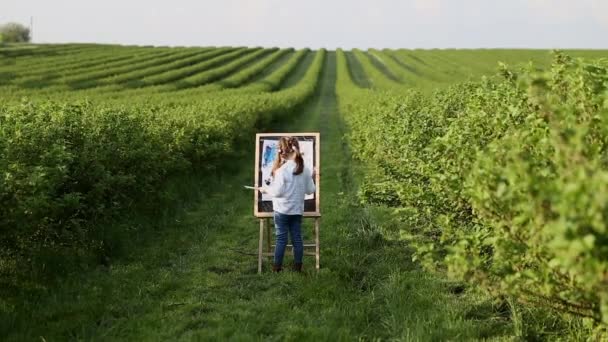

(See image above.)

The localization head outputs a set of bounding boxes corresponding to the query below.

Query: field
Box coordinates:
[1,43,608,340]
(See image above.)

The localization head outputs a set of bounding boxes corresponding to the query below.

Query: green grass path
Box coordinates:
[4,52,511,341]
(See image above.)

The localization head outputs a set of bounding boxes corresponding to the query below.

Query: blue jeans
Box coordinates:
[273,212,303,266]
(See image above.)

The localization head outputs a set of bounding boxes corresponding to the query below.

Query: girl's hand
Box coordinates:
[259,187,267,194]
[312,167,319,179]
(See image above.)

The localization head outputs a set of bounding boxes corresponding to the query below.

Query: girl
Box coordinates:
[260,136,317,272]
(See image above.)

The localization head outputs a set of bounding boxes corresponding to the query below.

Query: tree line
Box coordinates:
[0,22,31,43]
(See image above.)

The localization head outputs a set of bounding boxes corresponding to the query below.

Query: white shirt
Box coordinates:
[263,160,316,215]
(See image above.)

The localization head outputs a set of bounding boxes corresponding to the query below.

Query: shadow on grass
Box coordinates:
[365,51,402,83]
[344,51,371,88]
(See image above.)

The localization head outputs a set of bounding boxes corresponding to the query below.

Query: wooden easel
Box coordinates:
[254,133,321,274]
[257,214,320,274]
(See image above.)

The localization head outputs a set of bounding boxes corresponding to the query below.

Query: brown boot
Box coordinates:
[272,264,282,272]
[293,263,303,272]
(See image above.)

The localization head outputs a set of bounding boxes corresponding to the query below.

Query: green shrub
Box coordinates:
[338,51,608,332]
[0,48,326,275]
[0,22,30,43]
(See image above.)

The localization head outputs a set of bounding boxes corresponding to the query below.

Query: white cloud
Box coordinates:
[527,0,608,26]
[413,0,442,15]
[1,0,607,48]
[590,0,608,27]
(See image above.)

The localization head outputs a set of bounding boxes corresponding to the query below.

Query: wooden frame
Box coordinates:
[254,132,320,217]
[253,133,321,273]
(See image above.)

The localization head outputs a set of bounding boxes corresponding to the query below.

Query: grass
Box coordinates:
[3,51,516,341]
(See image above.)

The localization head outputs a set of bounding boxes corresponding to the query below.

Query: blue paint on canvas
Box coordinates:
[262,143,277,168]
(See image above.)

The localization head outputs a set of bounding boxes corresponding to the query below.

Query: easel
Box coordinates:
[254,133,321,274]
[257,214,320,273]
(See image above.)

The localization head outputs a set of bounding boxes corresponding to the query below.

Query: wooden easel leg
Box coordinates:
[315,217,320,270]
[258,219,264,274]
[265,218,272,261]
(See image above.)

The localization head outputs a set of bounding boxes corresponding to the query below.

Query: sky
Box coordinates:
[2,0,607,49]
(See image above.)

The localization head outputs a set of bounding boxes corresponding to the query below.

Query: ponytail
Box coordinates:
[288,137,304,175]
[293,149,304,175]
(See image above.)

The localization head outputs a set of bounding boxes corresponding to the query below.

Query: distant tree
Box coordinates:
[0,22,31,43]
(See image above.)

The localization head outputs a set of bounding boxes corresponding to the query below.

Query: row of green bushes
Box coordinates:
[337,49,608,336]
[0,49,325,277]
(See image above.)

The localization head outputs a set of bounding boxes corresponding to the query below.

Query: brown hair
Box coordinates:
[271,136,304,177]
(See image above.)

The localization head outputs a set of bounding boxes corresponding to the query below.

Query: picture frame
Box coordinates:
[253,132,320,217]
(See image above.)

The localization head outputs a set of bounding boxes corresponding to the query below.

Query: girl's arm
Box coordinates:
[262,170,288,198]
